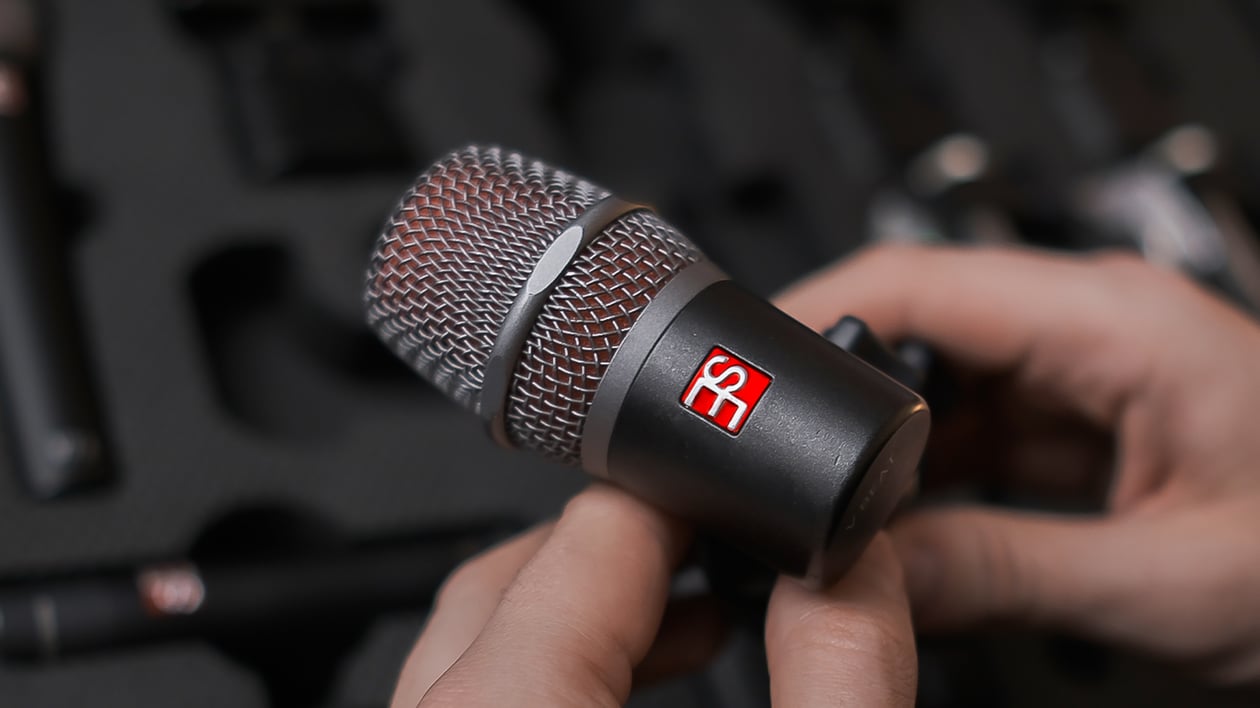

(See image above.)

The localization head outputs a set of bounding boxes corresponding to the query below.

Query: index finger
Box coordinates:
[419,485,689,707]
[774,245,1162,425]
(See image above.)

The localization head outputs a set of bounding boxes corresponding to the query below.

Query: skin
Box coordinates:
[392,243,1260,705]
[779,245,1260,684]
[389,487,916,707]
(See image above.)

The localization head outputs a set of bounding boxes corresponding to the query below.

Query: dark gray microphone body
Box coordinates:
[365,145,929,587]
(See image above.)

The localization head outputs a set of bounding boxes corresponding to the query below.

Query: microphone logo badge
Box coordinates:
[681,346,772,434]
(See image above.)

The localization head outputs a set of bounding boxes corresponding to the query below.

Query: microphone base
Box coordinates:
[599,280,929,588]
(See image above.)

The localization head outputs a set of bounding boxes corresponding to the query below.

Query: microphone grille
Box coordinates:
[366,146,703,463]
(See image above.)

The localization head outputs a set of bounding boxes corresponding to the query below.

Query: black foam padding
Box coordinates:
[5,1,1260,706]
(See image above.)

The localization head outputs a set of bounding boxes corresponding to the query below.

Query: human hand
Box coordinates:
[778,245,1260,683]
[390,485,916,707]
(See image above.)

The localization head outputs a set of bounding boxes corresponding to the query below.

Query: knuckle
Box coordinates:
[966,522,1039,623]
[1088,251,1211,322]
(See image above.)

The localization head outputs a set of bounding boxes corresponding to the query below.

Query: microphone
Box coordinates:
[365,146,930,588]
[0,0,115,498]
[0,525,508,661]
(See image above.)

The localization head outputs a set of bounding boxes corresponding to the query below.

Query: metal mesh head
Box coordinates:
[365,145,703,464]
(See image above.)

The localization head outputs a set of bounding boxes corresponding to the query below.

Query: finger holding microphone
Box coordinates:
[392,485,706,708]
[779,244,1260,683]
[391,485,917,707]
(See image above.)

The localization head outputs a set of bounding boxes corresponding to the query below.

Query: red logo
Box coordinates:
[680,346,772,434]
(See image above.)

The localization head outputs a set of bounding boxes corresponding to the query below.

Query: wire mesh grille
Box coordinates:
[366,145,702,463]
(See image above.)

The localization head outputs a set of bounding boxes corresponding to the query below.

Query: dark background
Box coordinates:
[3,0,1260,705]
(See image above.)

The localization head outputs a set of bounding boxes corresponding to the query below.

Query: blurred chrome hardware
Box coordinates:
[1075,124,1260,311]
[907,133,991,198]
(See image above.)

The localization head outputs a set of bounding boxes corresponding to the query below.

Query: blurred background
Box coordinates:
[2,0,1260,705]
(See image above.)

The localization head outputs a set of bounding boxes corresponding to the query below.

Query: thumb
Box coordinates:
[890,507,1141,635]
[765,534,917,707]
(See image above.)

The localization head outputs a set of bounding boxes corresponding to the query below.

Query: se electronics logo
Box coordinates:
[680,346,772,435]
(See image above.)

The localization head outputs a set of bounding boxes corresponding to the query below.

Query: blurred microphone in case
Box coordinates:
[0,525,507,661]
[0,0,115,498]
[364,146,930,589]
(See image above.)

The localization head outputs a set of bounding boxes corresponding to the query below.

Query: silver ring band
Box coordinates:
[479,196,649,448]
